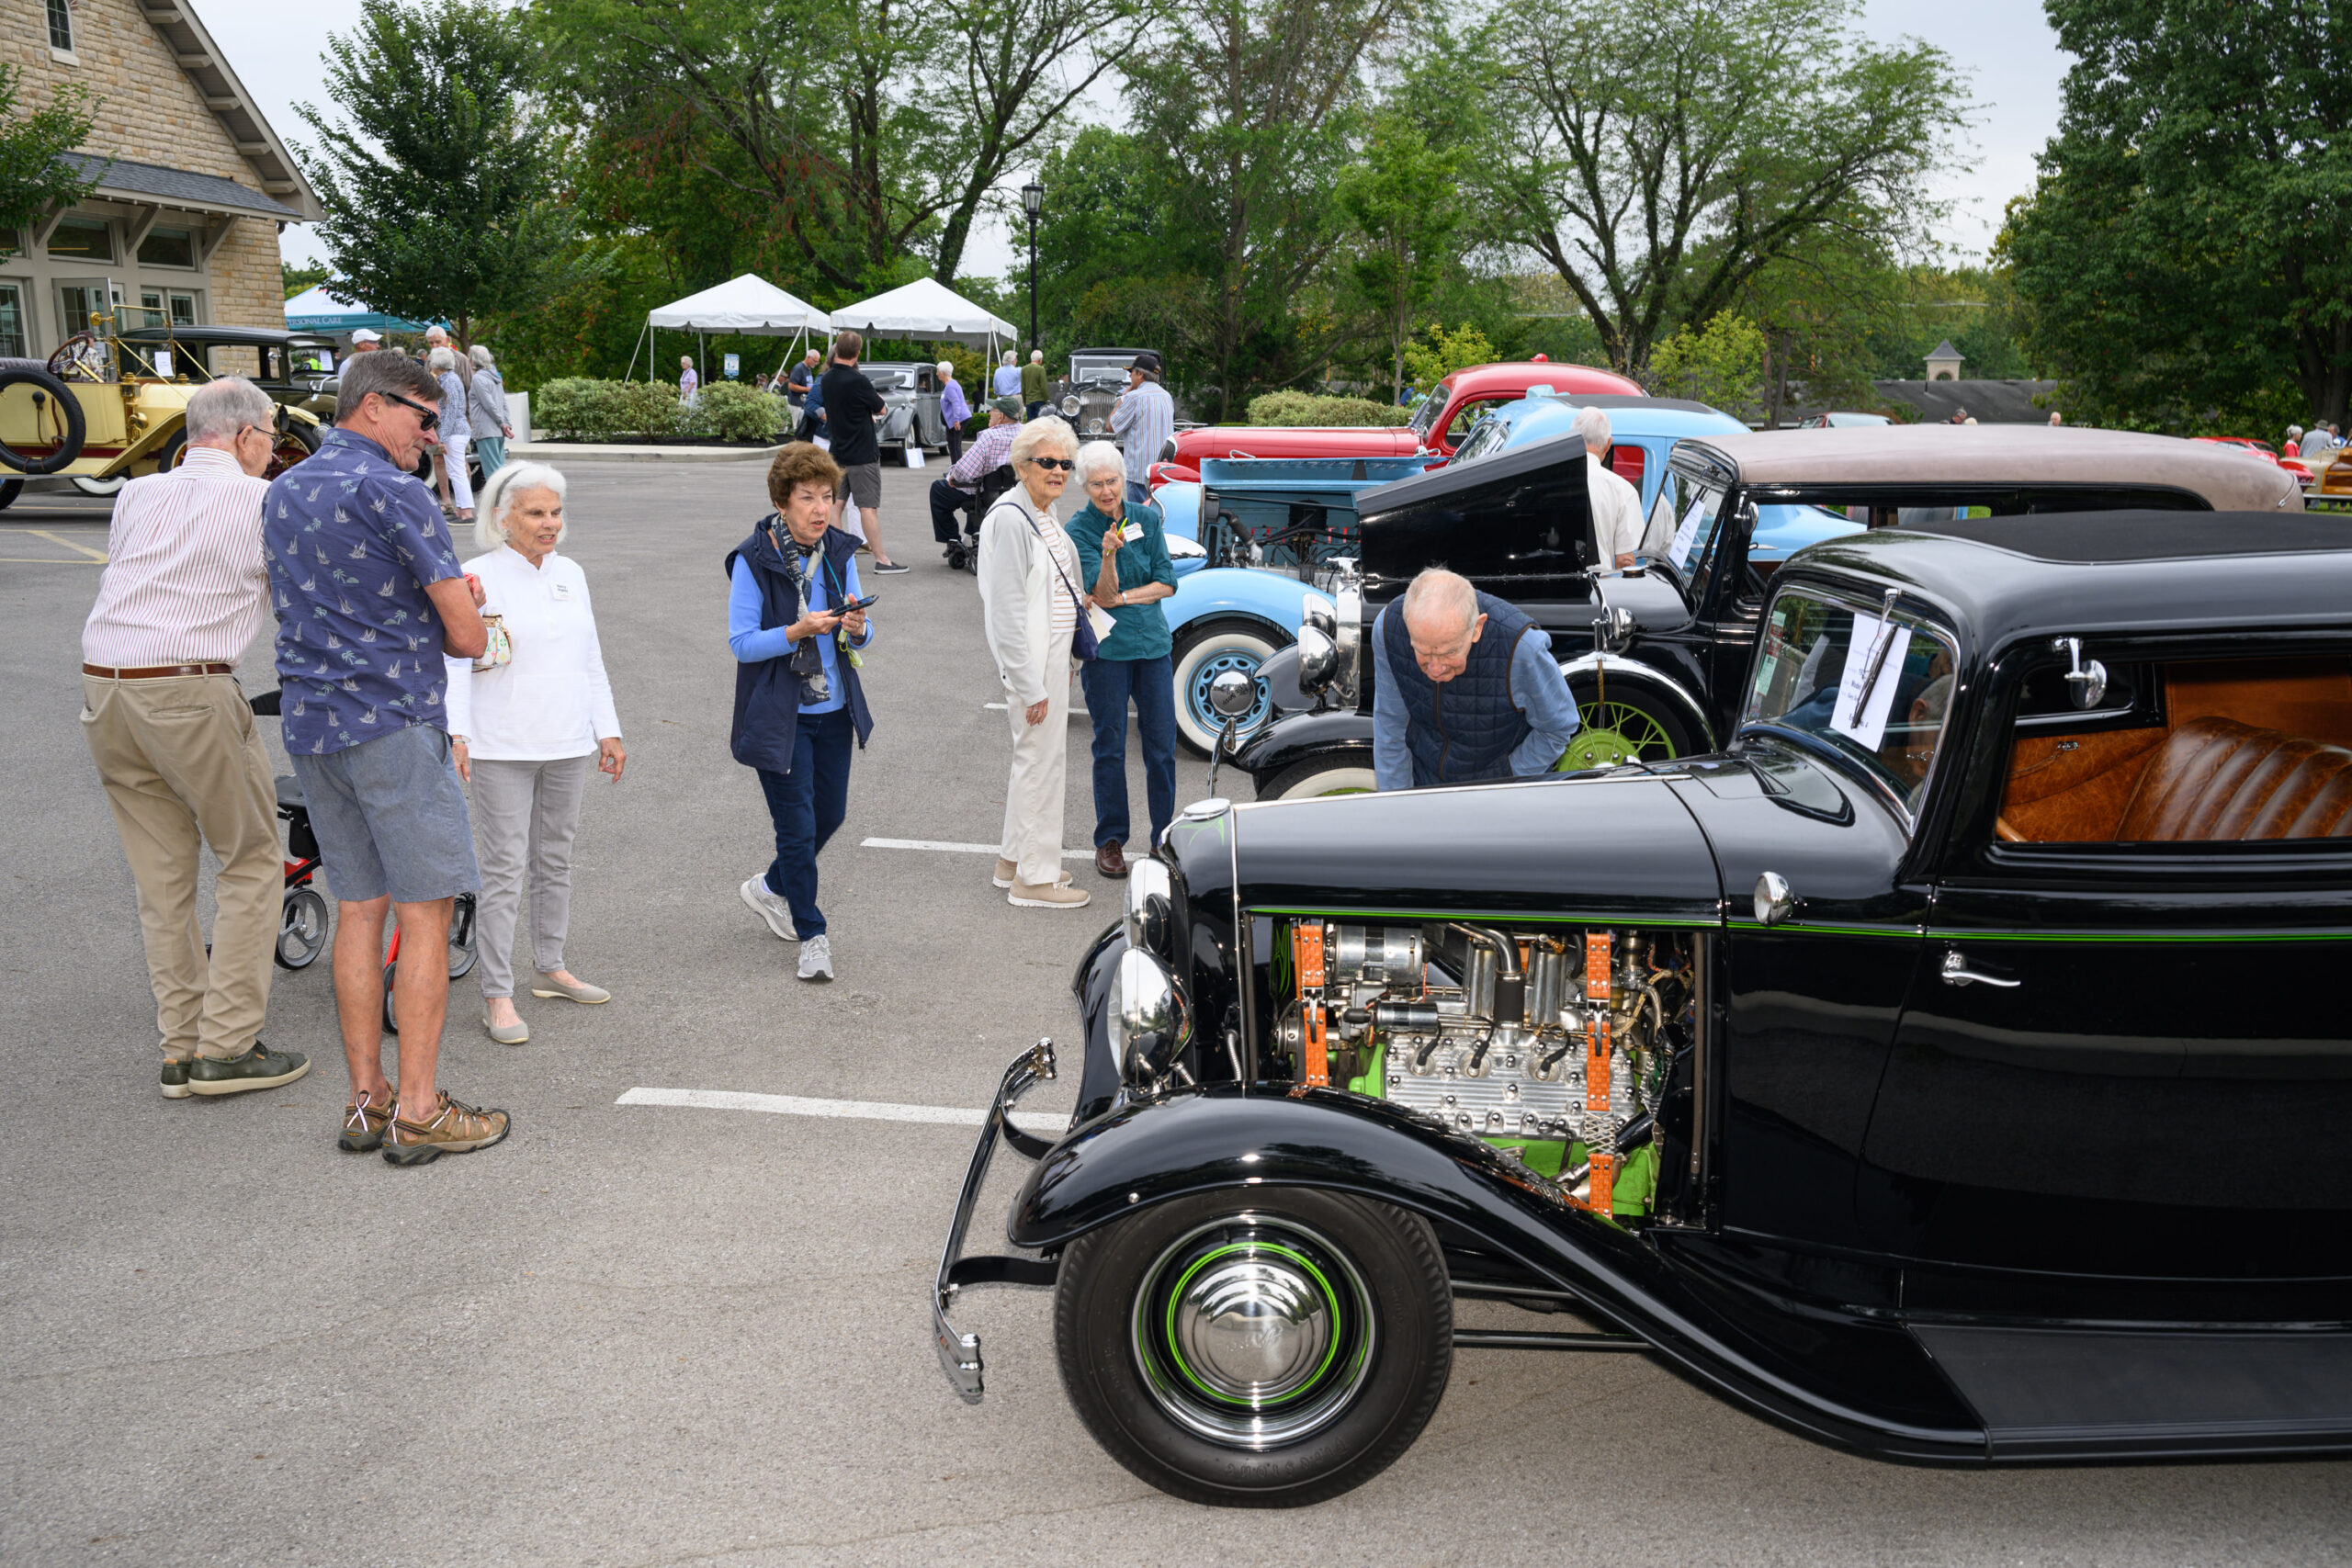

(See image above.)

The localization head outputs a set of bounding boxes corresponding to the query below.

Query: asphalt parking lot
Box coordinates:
[5,458,2347,1566]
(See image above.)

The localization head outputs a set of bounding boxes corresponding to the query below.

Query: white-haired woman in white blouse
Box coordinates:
[446,461,625,1044]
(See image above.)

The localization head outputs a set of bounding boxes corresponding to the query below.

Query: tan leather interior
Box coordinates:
[2116,717,2352,840]
[2165,658,2352,750]
[1998,728,2168,841]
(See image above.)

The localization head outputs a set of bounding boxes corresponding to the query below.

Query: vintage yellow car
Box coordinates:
[0,316,323,507]
[2312,446,2352,513]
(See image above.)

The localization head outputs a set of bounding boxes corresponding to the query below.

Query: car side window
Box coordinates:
[1744,589,1960,819]
[1993,647,2352,846]
[1442,399,1498,446]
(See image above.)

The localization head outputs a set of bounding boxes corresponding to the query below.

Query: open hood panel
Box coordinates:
[1352,433,1600,601]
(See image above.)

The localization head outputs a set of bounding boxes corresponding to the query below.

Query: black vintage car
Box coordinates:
[1239,424,2307,800]
[934,513,2352,1506]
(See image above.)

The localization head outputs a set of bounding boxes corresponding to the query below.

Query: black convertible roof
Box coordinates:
[1781,512,2352,649]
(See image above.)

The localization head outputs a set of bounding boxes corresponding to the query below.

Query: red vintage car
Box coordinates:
[1149,360,1644,485]
[2196,435,2315,489]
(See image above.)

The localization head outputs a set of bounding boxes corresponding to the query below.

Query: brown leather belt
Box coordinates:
[82,662,236,680]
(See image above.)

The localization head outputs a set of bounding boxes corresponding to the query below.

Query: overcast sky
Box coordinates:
[214,0,2066,283]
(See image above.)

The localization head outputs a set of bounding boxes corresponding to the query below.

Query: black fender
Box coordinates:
[1233,708,1373,788]
[1011,1087,1986,1464]
[1251,642,1314,717]
[1068,920,1127,1129]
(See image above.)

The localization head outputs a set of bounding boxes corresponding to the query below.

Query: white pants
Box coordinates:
[1000,641,1074,888]
[442,439,474,510]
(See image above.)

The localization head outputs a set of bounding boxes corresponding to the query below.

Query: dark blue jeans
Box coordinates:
[755,708,853,939]
[1080,654,1177,850]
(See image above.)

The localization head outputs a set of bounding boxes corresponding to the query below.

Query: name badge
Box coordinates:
[1120,521,1143,543]
[549,580,575,603]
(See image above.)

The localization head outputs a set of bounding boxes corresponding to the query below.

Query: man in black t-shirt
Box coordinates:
[818,332,906,572]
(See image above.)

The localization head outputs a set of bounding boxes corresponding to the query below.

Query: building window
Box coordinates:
[46,0,73,53]
[169,290,199,327]
[0,285,27,359]
[47,217,114,263]
[138,227,197,269]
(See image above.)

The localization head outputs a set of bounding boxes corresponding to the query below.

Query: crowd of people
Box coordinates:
[76,342,1192,1164]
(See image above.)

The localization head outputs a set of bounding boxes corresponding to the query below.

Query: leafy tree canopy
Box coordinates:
[0,65,98,249]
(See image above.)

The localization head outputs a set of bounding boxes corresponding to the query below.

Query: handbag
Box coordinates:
[471,614,512,673]
[1037,521,1113,662]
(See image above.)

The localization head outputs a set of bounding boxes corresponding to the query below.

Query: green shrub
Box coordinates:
[695,380,793,442]
[530,378,613,438]
[1245,391,1405,427]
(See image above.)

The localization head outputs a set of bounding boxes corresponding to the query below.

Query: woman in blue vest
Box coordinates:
[728,444,875,982]
[1369,569,1579,790]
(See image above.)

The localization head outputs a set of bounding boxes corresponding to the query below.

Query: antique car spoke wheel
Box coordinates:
[1055,1188,1451,1507]
[1556,698,1676,770]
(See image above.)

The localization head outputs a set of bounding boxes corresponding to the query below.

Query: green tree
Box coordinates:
[294,0,604,347]
[536,0,1154,292]
[1336,113,1459,401]
[1398,321,1496,392]
[1122,0,1413,417]
[1646,311,1768,416]
[2002,0,2351,430]
[0,64,99,251]
[282,262,330,299]
[1460,0,1964,377]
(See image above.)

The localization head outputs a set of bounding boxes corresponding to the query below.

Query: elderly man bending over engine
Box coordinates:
[1371,569,1579,791]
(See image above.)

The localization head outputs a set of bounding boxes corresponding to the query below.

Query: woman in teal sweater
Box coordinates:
[1067,441,1177,879]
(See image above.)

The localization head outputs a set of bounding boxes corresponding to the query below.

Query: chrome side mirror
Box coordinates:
[1204,669,1256,798]
[1754,871,1793,927]
[2052,637,2109,709]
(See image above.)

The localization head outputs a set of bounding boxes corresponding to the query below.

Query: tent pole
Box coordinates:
[625,321,648,383]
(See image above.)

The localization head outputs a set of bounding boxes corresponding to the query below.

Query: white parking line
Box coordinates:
[618,1085,1063,1134]
[861,836,1088,859]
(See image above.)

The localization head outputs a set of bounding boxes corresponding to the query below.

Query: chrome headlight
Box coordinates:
[1330,562,1363,705]
[1087,417,1105,434]
[1301,592,1336,637]
[1295,624,1335,690]
[1110,946,1184,1083]
[1124,857,1173,954]
[1060,393,1081,417]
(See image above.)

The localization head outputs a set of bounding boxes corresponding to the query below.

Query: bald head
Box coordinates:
[1400,570,1486,682]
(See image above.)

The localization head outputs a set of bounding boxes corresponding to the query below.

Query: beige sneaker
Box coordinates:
[1010,879,1090,908]
[993,857,1018,889]
[382,1091,512,1166]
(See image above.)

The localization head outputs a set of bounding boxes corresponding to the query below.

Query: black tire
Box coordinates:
[381,961,399,1036]
[448,892,478,980]
[275,886,330,971]
[151,427,187,475]
[1256,754,1380,801]
[1558,672,1701,768]
[0,362,86,475]
[0,477,20,511]
[267,416,322,479]
[1054,1187,1453,1508]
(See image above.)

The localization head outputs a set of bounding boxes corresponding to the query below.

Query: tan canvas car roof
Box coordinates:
[1681,426,2304,512]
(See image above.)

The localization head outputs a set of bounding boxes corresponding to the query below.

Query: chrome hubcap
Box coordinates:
[1131,1214,1375,1449]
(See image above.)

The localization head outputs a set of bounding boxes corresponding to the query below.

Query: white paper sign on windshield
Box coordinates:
[1668,499,1708,568]
[1831,613,1910,750]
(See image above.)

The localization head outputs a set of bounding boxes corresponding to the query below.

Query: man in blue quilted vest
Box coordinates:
[1371,569,1580,791]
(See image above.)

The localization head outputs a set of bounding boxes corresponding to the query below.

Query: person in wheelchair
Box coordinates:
[930,395,1024,569]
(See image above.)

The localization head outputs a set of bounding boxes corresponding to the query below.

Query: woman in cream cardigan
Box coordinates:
[447,462,626,1043]
[976,419,1091,909]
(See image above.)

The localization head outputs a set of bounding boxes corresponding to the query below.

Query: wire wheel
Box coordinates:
[274,886,329,971]
[1556,699,1676,769]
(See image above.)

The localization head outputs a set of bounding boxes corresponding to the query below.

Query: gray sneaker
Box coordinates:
[798,933,833,982]
[740,874,798,942]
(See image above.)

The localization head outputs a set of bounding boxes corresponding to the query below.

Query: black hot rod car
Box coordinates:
[934,512,2352,1506]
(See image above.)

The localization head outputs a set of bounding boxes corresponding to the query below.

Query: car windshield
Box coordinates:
[1408,388,1448,443]
[1660,482,1725,573]
[1452,416,1508,463]
[1741,588,1961,817]
[1070,364,1127,387]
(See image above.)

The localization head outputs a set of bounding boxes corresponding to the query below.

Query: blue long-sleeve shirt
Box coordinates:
[1371,607,1579,790]
[729,550,873,716]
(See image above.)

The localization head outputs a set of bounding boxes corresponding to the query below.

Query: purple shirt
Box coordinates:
[264,427,463,755]
[939,376,969,427]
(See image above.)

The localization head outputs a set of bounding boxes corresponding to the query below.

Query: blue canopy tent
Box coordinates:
[282,284,435,337]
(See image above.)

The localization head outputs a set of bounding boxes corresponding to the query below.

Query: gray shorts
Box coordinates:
[842,462,881,510]
[291,724,481,906]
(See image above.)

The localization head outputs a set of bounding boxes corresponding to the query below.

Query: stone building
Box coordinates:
[2,0,317,357]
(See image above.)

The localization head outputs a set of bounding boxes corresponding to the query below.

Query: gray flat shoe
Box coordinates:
[530,972,610,1005]
[482,1010,530,1045]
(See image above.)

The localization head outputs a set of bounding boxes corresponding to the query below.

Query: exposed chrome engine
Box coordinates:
[1273,919,1695,1216]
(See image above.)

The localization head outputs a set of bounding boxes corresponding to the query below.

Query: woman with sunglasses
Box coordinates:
[977,420,1091,909]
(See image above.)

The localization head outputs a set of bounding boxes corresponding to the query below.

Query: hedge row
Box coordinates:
[532,378,793,444]
[1244,390,1407,427]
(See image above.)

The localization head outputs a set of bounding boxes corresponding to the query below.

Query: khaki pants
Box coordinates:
[999,645,1074,888]
[81,673,279,1062]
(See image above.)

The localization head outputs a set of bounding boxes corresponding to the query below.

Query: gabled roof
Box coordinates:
[139,1,322,221]
[1927,340,1964,360]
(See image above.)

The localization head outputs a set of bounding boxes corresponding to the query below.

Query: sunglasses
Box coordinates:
[1028,456,1075,471]
[379,391,439,431]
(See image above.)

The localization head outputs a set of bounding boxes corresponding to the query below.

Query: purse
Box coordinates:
[471,614,512,673]
[1024,513,1112,662]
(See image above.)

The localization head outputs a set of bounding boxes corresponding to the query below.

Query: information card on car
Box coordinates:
[1832,612,1909,749]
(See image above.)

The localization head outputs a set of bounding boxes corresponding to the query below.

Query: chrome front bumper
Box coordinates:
[932,1039,1060,1403]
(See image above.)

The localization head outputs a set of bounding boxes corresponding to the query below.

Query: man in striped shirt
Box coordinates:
[80,378,311,1101]
[1109,351,1175,506]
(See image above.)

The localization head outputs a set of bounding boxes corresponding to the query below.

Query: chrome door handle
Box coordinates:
[1941,950,2019,988]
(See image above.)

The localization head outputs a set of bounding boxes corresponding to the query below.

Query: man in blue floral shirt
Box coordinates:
[265,350,510,1167]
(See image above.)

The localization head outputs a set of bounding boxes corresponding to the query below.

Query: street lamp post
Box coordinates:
[1021,179,1044,359]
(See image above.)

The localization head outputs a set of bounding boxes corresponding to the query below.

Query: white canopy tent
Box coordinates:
[826,277,1016,351]
[627,274,833,381]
